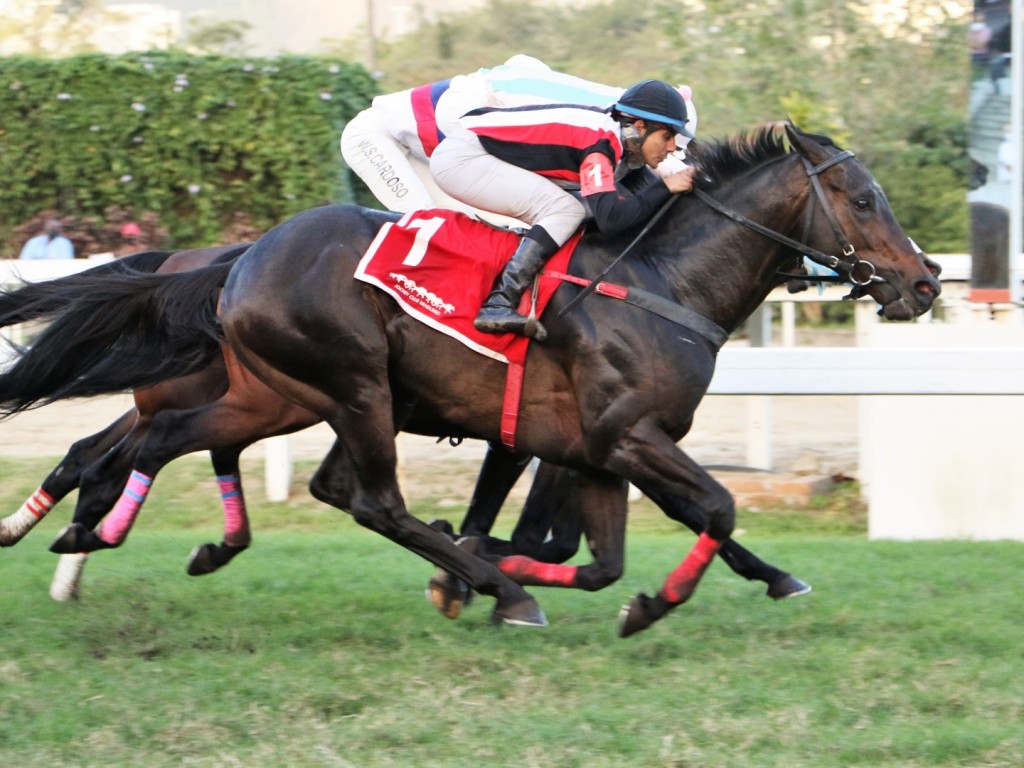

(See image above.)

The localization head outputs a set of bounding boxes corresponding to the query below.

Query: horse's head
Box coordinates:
[785,122,941,320]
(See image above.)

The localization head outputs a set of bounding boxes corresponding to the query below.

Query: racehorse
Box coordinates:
[0,251,810,608]
[0,123,939,635]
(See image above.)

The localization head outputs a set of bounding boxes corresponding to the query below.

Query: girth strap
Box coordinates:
[497,270,728,451]
[545,270,729,349]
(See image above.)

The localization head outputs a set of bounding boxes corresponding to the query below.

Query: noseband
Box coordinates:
[693,148,878,287]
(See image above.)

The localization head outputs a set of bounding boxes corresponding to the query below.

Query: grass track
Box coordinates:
[1,457,1022,767]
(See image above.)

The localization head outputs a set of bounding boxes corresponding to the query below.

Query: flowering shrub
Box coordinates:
[0,51,377,256]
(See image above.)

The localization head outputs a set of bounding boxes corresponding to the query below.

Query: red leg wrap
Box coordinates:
[658,532,722,605]
[498,555,578,588]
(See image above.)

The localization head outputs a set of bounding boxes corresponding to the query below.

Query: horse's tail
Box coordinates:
[0,260,235,418]
[0,250,173,328]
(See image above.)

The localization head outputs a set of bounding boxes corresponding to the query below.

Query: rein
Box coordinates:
[557,147,878,329]
[693,149,876,286]
[557,193,681,317]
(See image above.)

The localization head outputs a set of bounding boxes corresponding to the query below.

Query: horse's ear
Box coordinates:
[784,120,831,165]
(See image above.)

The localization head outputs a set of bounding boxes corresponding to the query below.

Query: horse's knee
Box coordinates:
[703,488,736,541]
[574,559,624,592]
[308,467,353,510]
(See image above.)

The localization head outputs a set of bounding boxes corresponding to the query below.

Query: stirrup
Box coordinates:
[474,311,547,342]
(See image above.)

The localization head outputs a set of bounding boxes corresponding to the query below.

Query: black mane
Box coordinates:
[689,122,838,185]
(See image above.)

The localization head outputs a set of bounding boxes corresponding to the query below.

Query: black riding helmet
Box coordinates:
[613,80,693,138]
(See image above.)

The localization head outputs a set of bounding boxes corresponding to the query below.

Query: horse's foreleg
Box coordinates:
[642,486,811,600]
[610,429,734,637]
[493,472,627,593]
[1,410,136,547]
[457,441,532,538]
[187,446,251,576]
[508,463,582,563]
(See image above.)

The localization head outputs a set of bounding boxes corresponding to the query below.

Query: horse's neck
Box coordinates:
[654,162,810,333]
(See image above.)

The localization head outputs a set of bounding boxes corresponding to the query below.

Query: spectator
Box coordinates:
[969,11,993,70]
[119,220,142,255]
[18,218,75,260]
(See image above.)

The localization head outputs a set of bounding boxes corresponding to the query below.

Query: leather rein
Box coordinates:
[554,147,877,349]
[693,149,878,287]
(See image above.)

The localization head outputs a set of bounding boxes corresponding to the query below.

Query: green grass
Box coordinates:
[1,457,1022,767]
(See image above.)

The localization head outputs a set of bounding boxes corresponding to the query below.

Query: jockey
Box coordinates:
[429,79,697,339]
[340,56,697,218]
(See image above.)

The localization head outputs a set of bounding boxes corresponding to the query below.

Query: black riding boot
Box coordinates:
[474,236,555,340]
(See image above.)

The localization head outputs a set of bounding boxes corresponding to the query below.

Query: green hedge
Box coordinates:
[0,51,377,255]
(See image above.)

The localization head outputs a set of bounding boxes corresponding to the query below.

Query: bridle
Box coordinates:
[692,148,879,287]
[557,142,881,320]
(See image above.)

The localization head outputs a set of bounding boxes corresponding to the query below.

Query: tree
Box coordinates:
[0,0,108,56]
[361,0,970,252]
[185,18,252,57]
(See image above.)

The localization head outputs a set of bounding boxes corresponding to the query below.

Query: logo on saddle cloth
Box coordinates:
[355,208,579,365]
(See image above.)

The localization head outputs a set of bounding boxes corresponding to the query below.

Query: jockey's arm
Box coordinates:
[580,152,680,236]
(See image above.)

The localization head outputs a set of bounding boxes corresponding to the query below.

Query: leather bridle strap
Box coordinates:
[692,187,847,274]
[545,270,729,349]
[802,151,857,262]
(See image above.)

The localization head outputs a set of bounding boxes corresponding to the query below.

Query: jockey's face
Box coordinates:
[637,121,678,168]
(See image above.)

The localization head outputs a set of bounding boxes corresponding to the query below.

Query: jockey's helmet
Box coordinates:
[614,80,693,138]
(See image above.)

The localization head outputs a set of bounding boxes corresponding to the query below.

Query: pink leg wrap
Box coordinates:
[498,555,578,588]
[658,532,722,605]
[217,473,251,547]
[97,470,153,546]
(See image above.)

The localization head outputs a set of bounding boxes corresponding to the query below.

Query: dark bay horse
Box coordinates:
[0,123,939,635]
[0,252,810,608]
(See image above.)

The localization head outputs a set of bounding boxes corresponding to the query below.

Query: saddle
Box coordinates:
[355,208,580,366]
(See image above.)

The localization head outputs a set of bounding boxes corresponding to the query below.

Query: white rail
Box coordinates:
[4,255,1023,540]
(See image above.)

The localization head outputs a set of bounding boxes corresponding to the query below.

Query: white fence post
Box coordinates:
[263,436,292,502]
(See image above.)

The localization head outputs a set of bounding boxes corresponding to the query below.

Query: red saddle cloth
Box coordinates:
[355,208,579,366]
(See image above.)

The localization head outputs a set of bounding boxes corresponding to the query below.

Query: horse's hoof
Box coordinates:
[49,523,107,554]
[492,597,548,628]
[187,541,248,576]
[618,592,671,638]
[425,535,483,619]
[427,571,470,620]
[188,543,219,576]
[766,574,812,600]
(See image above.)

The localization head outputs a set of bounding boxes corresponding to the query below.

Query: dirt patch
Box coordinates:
[0,392,860,503]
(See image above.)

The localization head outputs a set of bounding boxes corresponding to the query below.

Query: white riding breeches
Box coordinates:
[341,108,475,214]
[430,129,586,245]
[341,108,526,229]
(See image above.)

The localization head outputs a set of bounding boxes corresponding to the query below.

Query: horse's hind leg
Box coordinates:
[186,446,252,576]
[426,443,533,619]
[49,420,151,554]
[0,410,136,546]
[642,487,811,600]
[306,412,545,627]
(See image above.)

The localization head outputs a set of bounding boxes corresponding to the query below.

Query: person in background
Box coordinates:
[968,11,993,70]
[18,218,74,260]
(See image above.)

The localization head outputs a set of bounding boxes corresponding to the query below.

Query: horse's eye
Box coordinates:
[854,198,871,212]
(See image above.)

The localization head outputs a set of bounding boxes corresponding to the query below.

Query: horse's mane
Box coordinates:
[688,122,838,185]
